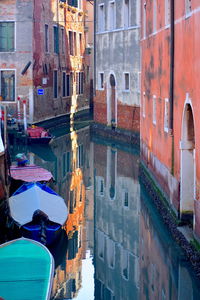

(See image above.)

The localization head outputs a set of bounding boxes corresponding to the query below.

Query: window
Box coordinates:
[79,33,82,56]
[61,27,64,53]
[164,98,169,132]
[63,73,71,97]
[109,1,116,30]
[153,95,156,125]
[45,24,49,52]
[98,72,104,90]
[53,26,59,54]
[124,0,130,28]
[185,0,192,15]
[153,0,157,33]
[98,4,105,32]
[143,2,146,38]
[0,70,15,102]
[0,22,14,52]
[68,0,81,9]
[143,92,146,118]
[53,70,58,98]
[165,0,170,26]
[76,72,84,95]
[74,32,77,56]
[124,73,130,91]
[69,31,73,55]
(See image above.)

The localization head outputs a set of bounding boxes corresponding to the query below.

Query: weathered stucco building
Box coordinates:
[141,0,200,240]
[0,0,91,124]
[94,0,140,132]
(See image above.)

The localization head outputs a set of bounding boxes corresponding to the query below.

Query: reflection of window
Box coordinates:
[0,22,14,52]
[107,238,115,268]
[121,248,129,280]
[124,191,129,207]
[78,144,83,167]
[98,230,105,260]
[66,151,71,172]
[0,70,15,102]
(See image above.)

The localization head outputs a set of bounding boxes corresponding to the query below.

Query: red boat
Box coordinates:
[27,126,53,144]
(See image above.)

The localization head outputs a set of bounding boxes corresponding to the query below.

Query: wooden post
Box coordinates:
[23,99,27,132]
[3,105,7,149]
[17,96,21,130]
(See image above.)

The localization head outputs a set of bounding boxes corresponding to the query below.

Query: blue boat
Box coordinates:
[8,182,68,245]
[0,238,54,300]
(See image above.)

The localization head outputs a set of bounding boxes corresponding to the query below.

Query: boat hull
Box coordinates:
[27,136,52,144]
[0,238,54,300]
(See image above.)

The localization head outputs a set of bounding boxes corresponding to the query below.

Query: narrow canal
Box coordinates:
[5,122,200,299]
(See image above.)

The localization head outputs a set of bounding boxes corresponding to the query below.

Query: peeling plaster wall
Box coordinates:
[94,0,140,132]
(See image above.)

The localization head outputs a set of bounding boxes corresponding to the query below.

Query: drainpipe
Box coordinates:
[170,0,175,174]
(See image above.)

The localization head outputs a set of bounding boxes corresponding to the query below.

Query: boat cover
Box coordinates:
[0,238,54,300]
[8,182,68,226]
[10,164,53,182]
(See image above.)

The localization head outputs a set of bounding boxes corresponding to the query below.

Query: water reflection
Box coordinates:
[6,125,200,299]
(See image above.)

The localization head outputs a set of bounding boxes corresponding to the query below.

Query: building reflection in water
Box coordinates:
[93,141,140,300]
[8,127,200,299]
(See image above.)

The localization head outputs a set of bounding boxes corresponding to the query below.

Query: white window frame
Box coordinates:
[137,72,141,93]
[165,0,170,26]
[143,92,146,118]
[0,69,16,103]
[153,0,157,33]
[0,21,16,53]
[98,3,105,32]
[108,1,116,31]
[143,2,146,38]
[123,72,130,92]
[164,98,169,132]
[123,0,130,28]
[153,95,156,125]
[185,0,192,17]
[98,72,104,90]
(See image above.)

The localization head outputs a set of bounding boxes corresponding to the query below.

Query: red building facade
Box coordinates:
[141,0,200,240]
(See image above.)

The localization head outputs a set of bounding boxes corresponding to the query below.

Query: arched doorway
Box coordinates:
[107,74,117,127]
[180,103,195,224]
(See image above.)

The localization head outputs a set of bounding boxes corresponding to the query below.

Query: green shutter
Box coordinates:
[0,22,14,52]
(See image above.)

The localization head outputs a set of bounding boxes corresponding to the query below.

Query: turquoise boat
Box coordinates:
[0,238,54,300]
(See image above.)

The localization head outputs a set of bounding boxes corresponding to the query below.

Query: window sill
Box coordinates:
[123,90,130,93]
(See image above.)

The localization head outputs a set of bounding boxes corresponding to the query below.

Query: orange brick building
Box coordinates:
[141,0,200,240]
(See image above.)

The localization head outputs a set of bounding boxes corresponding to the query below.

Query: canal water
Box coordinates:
[6,122,200,299]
